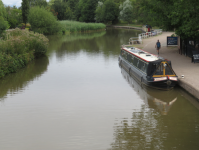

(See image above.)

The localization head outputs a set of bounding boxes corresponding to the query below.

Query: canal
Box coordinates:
[0,28,199,150]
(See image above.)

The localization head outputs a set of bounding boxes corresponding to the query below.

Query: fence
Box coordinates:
[138,29,162,39]
[128,29,162,45]
[181,39,199,57]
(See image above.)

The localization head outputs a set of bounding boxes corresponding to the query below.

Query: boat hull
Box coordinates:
[119,56,178,90]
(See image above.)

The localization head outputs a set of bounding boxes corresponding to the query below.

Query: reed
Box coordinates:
[59,21,106,33]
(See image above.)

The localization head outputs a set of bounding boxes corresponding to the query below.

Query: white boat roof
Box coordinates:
[122,47,163,62]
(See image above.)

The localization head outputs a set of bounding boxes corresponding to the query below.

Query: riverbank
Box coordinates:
[0,28,48,79]
[127,32,199,100]
[106,25,142,31]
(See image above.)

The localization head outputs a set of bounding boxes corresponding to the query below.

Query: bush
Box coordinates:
[0,17,9,36]
[171,33,177,37]
[0,28,49,78]
[28,7,59,34]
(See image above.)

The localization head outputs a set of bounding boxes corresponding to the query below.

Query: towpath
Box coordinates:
[138,32,199,99]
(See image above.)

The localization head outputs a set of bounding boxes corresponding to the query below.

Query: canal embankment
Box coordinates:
[131,32,199,100]
[106,25,143,31]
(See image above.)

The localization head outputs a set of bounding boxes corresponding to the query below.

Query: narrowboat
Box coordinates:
[118,46,178,90]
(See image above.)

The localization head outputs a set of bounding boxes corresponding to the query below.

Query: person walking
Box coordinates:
[155,40,161,55]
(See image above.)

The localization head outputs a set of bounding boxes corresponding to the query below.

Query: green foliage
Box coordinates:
[0,17,9,35]
[29,0,48,7]
[0,0,7,19]
[22,0,30,24]
[95,1,104,22]
[52,0,71,20]
[59,20,106,32]
[67,0,79,12]
[119,0,133,23]
[79,0,98,22]
[74,0,82,21]
[102,0,119,24]
[95,0,119,24]
[171,33,177,37]
[6,6,22,29]
[65,4,74,20]
[138,0,199,39]
[0,28,49,78]
[28,7,58,34]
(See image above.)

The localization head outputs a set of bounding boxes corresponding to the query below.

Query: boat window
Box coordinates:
[137,60,140,67]
[121,50,124,58]
[138,60,144,70]
[133,57,138,67]
[145,63,148,73]
[124,52,127,60]
[131,56,134,63]
[127,54,132,62]
[165,64,175,75]
[141,63,148,73]
[122,51,127,60]
[154,63,163,75]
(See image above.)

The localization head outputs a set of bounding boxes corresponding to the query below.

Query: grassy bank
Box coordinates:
[59,21,106,33]
[0,28,49,78]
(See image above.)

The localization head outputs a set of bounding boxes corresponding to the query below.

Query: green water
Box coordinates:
[0,28,199,150]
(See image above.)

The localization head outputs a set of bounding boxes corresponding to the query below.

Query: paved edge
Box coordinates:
[178,79,199,100]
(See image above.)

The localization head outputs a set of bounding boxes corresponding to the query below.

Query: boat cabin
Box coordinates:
[121,47,177,80]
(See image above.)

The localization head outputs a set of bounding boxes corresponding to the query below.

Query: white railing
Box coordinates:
[128,29,162,45]
[129,37,142,44]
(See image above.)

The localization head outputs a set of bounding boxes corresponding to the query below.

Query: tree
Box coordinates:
[67,0,79,12]
[6,6,22,28]
[0,17,9,35]
[95,1,104,22]
[102,0,119,24]
[28,6,58,34]
[0,0,7,19]
[52,0,68,20]
[65,4,74,20]
[22,0,29,25]
[0,0,9,34]
[138,0,199,39]
[78,0,98,22]
[119,0,133,23]
[29,0,47,7]
[74,0,83,21]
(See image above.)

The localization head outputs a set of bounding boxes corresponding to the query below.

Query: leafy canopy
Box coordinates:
[119,0,134,23]
[22,0,30,24]
[28,6,58,34]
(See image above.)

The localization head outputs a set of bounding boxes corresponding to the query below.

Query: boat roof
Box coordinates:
[122,47,164,62]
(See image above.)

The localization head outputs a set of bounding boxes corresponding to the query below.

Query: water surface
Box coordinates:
[0,28,199,150]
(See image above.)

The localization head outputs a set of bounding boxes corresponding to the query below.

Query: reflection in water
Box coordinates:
[0,56,49,101]
[120,66,177,115]
[109,66,199,150]
[47,28,142,59]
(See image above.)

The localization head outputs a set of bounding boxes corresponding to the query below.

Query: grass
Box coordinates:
[59,21,106,33]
